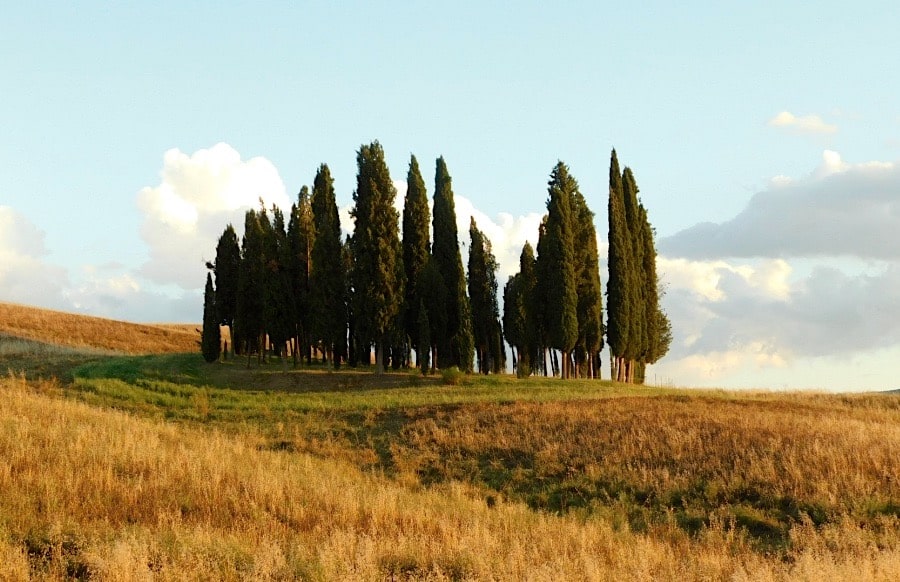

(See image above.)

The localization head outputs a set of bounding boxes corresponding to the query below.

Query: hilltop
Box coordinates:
[0,302,199,355]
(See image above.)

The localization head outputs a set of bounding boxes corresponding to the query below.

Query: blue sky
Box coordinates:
[2,2,900,390]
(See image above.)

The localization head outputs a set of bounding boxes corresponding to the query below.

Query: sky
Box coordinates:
[2,1,900,391]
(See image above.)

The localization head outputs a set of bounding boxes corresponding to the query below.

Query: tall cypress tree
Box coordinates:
[235,209,266,365]
[432,156,473,372]
[571,189,604,379]
[467,217,503,374]
[538,162,579,379]
[402,155,431,364]
[310,163,346,369]
[503,242,538,378]
[622,167,645,381]
[212,224,240,356]
[350,141,404,374]
[638,202,672,378]
[606,149,632,382]
[287,188,315,365]
[201,272,221,363]
[261,206,293,364]
[418,255,447,373]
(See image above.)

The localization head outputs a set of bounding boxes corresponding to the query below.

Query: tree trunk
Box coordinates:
[375,340,385,374]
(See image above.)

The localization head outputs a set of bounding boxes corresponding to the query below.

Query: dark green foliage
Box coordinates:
[571,190,604,379]
[622,168,645,365]
[417,299,431,375]
[418,256,447,373]
[262,206,294,360]
[212,225,240,349]
[467,217,503,374]
[402,155,431,363]
[432,156,473,372]
[311,164,346,369]
[234,209,266,362]
[201,272,221,363]
[343,235,358,367]
[350,141,404,373]
[537,162,579,378]
[640,206,672,367]
[606,149,632,379]
[286,188,315,364]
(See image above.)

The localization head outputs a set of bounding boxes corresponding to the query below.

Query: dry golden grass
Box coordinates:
[3,375,900,580]
[390,394,900,518]
[0,302,199,355]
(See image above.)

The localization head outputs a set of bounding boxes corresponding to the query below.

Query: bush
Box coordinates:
[441,366,465,386]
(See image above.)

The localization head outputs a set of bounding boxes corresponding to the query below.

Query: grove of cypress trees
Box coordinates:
[201,272,221,363]
[310,163,346,369]
[401,155,431,366]
[350,141,404,374]
[432,156,474,372]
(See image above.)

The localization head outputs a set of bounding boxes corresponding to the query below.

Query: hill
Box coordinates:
[0,302,199,355]
[3,370,900,579]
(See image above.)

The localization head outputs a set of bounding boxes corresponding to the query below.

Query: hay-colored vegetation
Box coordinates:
[2,304,900,579]
[3,374,900,580]
[0,302,199,355]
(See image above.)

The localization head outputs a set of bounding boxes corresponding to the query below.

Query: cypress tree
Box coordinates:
[533,219,550,376]
[622,167,645,382]
[571,190,604,379]
[606,149,632,382]
[261,205,293,365]
[235,209,266,365]
[350,141,404,374]
[538,162,579,378]
[467,217,503,374]
[201,272,221,363]
[502,272,523,374]
[417,299,431,375]
[287,188,315,365]
[402,155,431,365]
[418,255,447,373]
[310,163,346,369]
[639,202,672,375]
[503,242,538,378]
[432,156,474,372]
[212,224,240,356]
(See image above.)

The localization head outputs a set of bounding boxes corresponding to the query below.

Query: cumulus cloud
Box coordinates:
[652,255,900,388]
[768,111,837,135]
[0,206,69,308]
[660,151,900,260]
[137,143,291,288]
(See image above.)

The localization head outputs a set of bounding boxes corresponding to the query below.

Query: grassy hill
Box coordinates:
[0,302,200,355]
[1,304,900,579]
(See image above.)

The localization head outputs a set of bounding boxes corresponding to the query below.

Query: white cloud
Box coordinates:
[768,111,837,135]
[661,151,900,260]
[0,207,69,308]
[137,143,291,289]
[653,254,900,389]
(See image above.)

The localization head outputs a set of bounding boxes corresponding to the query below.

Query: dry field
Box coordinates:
[2,375,900,581]
[0,302,199,354]
[2,304,900,579]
